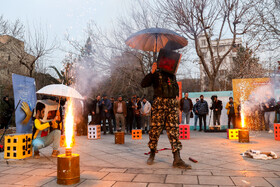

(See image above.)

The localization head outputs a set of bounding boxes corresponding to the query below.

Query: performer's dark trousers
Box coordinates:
[213,114,221,126]
[135,115,142,129]
[148,97,182,153]
[77,116,88,136]
[127,113,134,133]
[228,114,236,129]
[102,115,113,134]
[199,114,207,131]
[91,114,101,125]
[112,115,116,131]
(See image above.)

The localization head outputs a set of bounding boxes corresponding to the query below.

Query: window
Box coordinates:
[202,40,206,46]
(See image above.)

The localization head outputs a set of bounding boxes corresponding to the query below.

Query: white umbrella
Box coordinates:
[37,84,83,100]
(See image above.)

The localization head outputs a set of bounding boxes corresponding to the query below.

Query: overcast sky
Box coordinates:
[0,0,134,73]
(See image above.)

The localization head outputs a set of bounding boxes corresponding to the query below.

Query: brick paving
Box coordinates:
[0,131,280,186]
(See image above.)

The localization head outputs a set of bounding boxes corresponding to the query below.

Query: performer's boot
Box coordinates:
[173,150,192,169]
[147,149,156,165]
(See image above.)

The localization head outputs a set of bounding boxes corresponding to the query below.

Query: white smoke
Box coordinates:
[241,83,275,116]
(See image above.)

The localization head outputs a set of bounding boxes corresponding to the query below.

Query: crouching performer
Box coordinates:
[32,102,62,158]
[141,62,191,169]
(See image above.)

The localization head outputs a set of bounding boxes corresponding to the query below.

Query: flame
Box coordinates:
[239,82,246,129]
[240,109,245,128]
[64,99,74,148]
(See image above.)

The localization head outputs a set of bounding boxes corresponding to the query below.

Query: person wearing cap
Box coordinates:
[210,95,223,127]
[101,94,113,135]
[113,95,127,132]
[141,62,191,169]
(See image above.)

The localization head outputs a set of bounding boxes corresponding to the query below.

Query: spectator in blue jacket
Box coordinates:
[196,95,209,131]
[101,94,113,134]
[192,98,199,131]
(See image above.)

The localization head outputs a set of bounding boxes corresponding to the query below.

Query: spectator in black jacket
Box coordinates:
[276,98,280,123]
[179,92,193,124]
[90,95,102,125]
[0,96,13,129]
[110,97,116,131]
[210,96,223,126]
[126,96,136,134]
[262,96,276,133]
[196,95,209,131]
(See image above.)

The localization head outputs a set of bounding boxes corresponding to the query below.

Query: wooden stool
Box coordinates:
[115,132,125,144]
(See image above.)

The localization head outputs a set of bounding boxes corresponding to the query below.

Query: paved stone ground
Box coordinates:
[0,131,280,187]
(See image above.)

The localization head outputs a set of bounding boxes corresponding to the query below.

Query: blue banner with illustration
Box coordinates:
[12,74,37,133]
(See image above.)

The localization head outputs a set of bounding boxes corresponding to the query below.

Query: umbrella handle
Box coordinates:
[153,33,158,62]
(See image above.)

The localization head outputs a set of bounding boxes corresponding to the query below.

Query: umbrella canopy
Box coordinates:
[37,84,83,100]
[125,28,188,52]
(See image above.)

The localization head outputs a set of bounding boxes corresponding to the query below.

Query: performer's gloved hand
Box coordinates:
[51,120,59,129]
[51,116,60,129]
[151,62,157,74]
[21,102,32,124]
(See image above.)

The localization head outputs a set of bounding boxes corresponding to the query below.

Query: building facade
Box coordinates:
[0,35,34,97]
[198,36,242,91]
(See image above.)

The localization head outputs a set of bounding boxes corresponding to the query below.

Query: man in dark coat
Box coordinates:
[110,97,116,131]
[179,92,193,124]
[262,95,276,133]
[0,96,13,129]
[196,95,209,131]
[134,96,142,129]
[127,96,136,134]
[210,95,223,126]
[101,94,113,134]
[141,62,191,169]
[91,95,102,125]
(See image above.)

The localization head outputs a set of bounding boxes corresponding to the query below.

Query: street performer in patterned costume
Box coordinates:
[141,62,191,169]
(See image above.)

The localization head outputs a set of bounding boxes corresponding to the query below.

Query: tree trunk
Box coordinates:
[208,76,216,91]
[29,69,33,77]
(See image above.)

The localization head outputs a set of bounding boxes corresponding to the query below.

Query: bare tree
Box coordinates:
[253,0,280,50]
[10,25,57,77]
[0,15,24,39]
[157,0,262,91]
[228,45,267,79]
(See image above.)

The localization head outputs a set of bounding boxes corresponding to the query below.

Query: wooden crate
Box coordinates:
[179,124,190,140]
[132,129,142,140]
[88,125,101,140]
[4,134,32,159]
